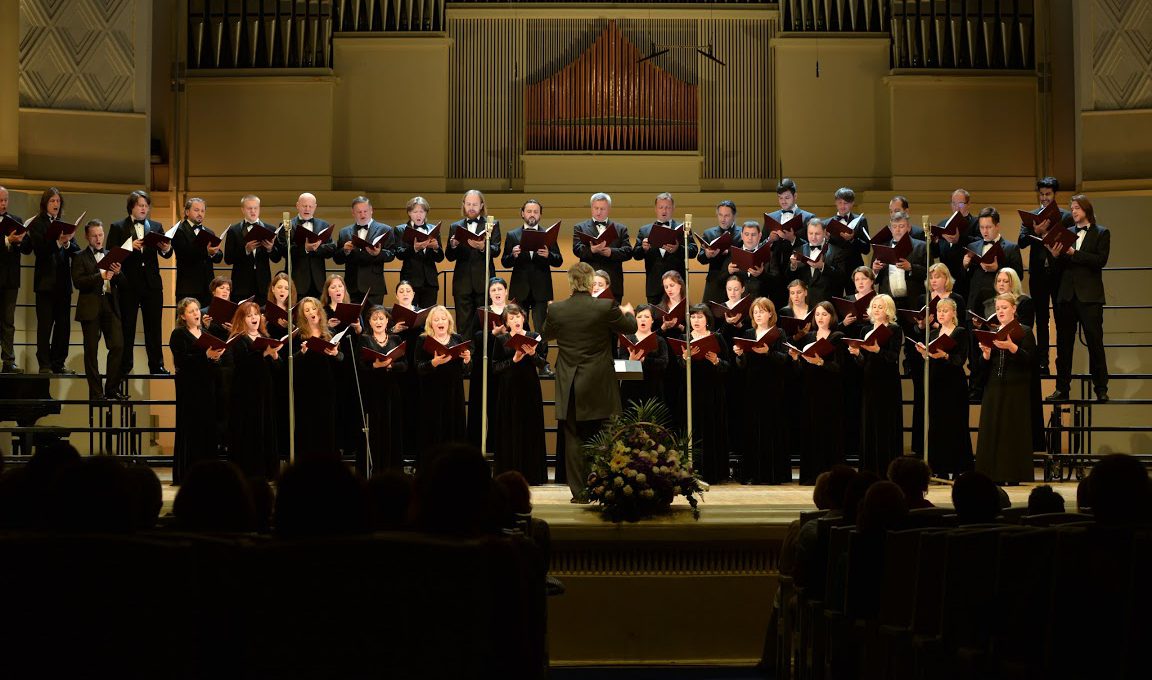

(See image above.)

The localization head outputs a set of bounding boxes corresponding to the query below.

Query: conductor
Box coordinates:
[542,263,636,500]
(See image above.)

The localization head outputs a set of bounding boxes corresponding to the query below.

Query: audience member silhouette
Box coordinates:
[1027,484,1066,516]
[49,455,135,533]
[172,460,257,533]
[887,455,934,509]
[274,457,371,538]
[124,463,162,530]
[857,480,909,533]
[841,470,881,525]
[412,443,499,537]
[1085,453,1152,526]
[952,471,1002,524]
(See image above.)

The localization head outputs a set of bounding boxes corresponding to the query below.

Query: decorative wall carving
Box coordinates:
[19,0,137,112]
[1090,0,1152,110]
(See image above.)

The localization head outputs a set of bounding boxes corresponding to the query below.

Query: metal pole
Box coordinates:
[683,213,694,451]
[481,215,494,456]
[922,214,931,463]
[283,211,295,465]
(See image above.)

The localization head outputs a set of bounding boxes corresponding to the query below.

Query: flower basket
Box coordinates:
[583,399,707,522]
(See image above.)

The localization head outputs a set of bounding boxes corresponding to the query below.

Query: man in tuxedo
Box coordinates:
[633,192,698,305]
[765,178,816,307]
[573,192,632,302]
[933,189,981,300]
[962,207,1024,315]
[541,263,636,500]
[223,194,285,302]
[873,211,929,379]
[108,190,172,375]
[1018,177,1074,375]
[791,218,847,305]
[171,197,223,308]
[825,187,871,292]
[0,186,32,373]
[334,196,395,308]
[446,190,500,338]
[501,199,562,332]
[697,200,741,303]
[394,196,443,308]
[28,188,80,374]
[289,192,337,300]
[727,220,777,301]
[1048,194,1110,402]
[71,220,125,400]
[888,195,927,240]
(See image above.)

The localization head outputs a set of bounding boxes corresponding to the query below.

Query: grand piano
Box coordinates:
[0,375,64,456]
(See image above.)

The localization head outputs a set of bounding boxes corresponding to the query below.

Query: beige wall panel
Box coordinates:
[522,153,702,193]
[886,74,1038,191]
[19,109,148,185]
[184,75,335,188]
[771,37,892,188]
[331,36,451,193]
[0,2,18,172]
[1081,110,1152,186]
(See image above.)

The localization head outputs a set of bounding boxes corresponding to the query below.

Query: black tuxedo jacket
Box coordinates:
[874,237,929,303]
[632,220,699,301]
[289,217,337,294]
[1018,206,1074,277]
[171,220,223,300]
[0,212,31,290]
[333,221,396,298]
[793,240,848,305]
[696,224,741,303]
[501,225,563,302]
[394,223,444,289]
[223,220,286,301]
[28,213,81,293]
[71,248,122,321]
[823,213,871,276]
[446,218,500,295]
[964,237,1024,312]
[107,217,173,292]
[572,219,631,300]
[1054,225,1109,305]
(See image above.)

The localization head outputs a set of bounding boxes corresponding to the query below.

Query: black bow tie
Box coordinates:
[245,222,259,229]
[133,220,146,227]
[781,210,794,215]
[654,221,668,227]
[983,240,996,246]
[466,219,479,227]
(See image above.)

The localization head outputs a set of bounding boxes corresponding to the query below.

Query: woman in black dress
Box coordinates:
[321,274,365,465]
[976,293,1037,484]
[848,293,904,477]
[914,297,972,478]
[292,297,342,461]
[492,304,547,484]
[615,304,669,410]
[778,278,813,471]
[200,276,234,451]
[838,266,875,463]
[778,279,813,342]
[200,276,234,339]
[674,304,730,484]
[226,300,283,479]
[909,263,968,459]
[169,297,225,485]
[469,277,509,452]
[715,276,750,458]
[658,271,690,434]
[265,272,296,458]
[415,305,472,466]
[389,280,424,470]
[789,301,845,484]
[732,297,790,484]
[358,305,407,473]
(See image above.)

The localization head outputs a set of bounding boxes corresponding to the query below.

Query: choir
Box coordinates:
[0,181,1112,488]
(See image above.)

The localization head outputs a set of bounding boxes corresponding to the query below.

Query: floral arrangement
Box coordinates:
[583,399,707,521]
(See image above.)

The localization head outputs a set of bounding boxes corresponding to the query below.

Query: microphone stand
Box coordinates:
[683,214,694,457]
[283,212,296,466]
[346,327,373,477]
[481,215,495,457]
[922,215,931,466]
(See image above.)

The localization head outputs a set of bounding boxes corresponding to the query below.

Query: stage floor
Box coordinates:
[156,475,1082,525]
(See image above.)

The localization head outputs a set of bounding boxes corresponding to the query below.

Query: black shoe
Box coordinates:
[1039,364,1051,376]
[538,364,555,378]
[2,363,21,374]
[1096,391,1110,403]
[109,390,129,401]
[152,366,171,375]
[38,367,52,374]
[55,367,77,375]
[968,388,983,401]
[1046,390,1069,401]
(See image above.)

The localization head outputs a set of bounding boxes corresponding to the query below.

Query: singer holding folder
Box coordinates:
[415,306,472,466]
[615,304,669,409]
[394,197,443,309]
[389,281,425,467]
[321,274,365,465]
[359,305,407,472]
[789,301,846,484]
[541,263,636,500]
[733,297,791,485]
[169,298,225,484]
[673,305,730,484]
[293,298,342,462]
[913,298,973,479]
[848,294,904,477]
[226,300,282,479]
[492,304,548,485]
[29,187,80,374]
[976,294,1037,484]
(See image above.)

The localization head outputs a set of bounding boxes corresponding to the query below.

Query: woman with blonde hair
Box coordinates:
[169,297,225,484]
[915,297,972,477]
[292,296,342,461]
[415,305,472,466]
[226,299,283,478]
[848,293,904,476]
[976,293,1038,483]
[733,297,791,484]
